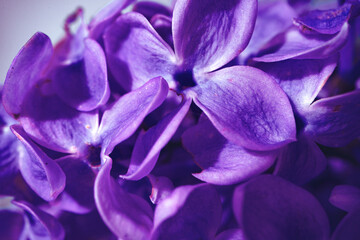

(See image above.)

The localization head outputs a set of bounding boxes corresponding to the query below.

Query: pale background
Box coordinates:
[0,0,171,83]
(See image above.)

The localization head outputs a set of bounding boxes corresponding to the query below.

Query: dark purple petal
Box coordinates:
[253,23,349,62]
[329,185,360,212]
[233,175,330,240]
[304,91,360,147]
[121,98,191,180]
[94,158,153,239]
[11,125,66,201]
[294,4,351,35]
[331,208,360,240]
[173,0,257,72]
[151,184,222,240]
[274,135,327,185]
[104,12,176,91]
[13,200,65,240]
[216,229,245,240]
[148,175,174,204]
[191,66,296,151]
[133,1,171,20]
[52,39,110,111]
[182,115,276,185]
[255,56,338,109]
[3,32,52,117]
[0,209,24,240]
[151,14,173,49]
[19,82,99,153]
[99,77,169,155]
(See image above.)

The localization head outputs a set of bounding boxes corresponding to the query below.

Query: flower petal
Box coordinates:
[254,56,338,109]
[173,0,257,73]
[148,175,174,205]
[304,91,360,147]
[94,158,153,240]
[3,32,52,117]
[133,1,171,20]
[121,98,191,180]
[151,184,222,240]
[331,208,360,240]
[0,209,24,240]
[254,23,349,62]
[329,185,360,212]
[233,175,330,240]
[182,115,276,185]
[104,12,176,91]
[274,135,327,185]
[191,66,296,151]
[216,229,245,240]
[11,125,66,201]
[99,77,169,155]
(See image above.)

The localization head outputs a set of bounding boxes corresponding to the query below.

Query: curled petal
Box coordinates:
[148,175,174,204]
[151,184,222,240]
[191,66,296,151]
[11,125,66,201]
[104,12,176,91]
[122,98,191,180]
[173,0,257,72]
[95,158,153,240]
[3,32,52,117]
[332,208,360,240]
[99,77,169,155]
[329,185,360,212]
[182,115,276,185]
[233,175,330,240]
[304,91,360,147]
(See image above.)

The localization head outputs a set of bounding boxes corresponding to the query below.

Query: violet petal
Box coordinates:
[191,66,296,151]
[331,208,360,240]
[148,175,174,205]
[0,209,24,240]
[133,1,171,20]
[233,175,330,240]
[216,229,245,240]
[329,185,360,212]
[173,0,257,72]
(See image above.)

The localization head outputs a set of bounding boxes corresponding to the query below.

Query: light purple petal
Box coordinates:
[94,158,153,240]
[51,39,110,111]
[331,208,360,240]
[121,98,191,180]
[11,125,66,201]
[329,185,360,212]
[13,200,65,240]
[182,115,276,185]
[274,135,327,185]
[99,77,169,155]
[3,32,52,117]
[216,229,245,240]
[254,23,349,62]
[233,175,330,240]
[104,12,176,91]
[294,4,351,35]
[304,90,360,147]
[191,66,296,151]
[151,184,222,240]
[19,82,99,153]
[255,56,338,109]
[148,175,174,204]
[173,0,257,73]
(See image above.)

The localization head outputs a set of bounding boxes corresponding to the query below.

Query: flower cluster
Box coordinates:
[1,0,360,239]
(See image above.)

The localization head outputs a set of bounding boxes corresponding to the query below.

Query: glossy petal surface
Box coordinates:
[151,184,222,240]
[233,175,330,240]
[274,135,327,185]
[182,115,276,185]
[94,158,153,240]
[304,91,360,147]
[11,125,66,201]
[173,0,257,72]
[3,32,52,117]
[99,77,168,155]
[329,185,360,212]
[331,208,360,240]
[104,12,176,91]
[192,66,296,151]
[122,98,191,180]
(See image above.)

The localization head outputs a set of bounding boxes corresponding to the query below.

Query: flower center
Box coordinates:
[174,70,197,91]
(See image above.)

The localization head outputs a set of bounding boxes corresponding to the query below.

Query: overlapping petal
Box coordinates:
[11,125,66,201]
[331,208,360,240]
[191,66,296,151]
[304,90,360,147]
[104,12,176,91]
[151,184,222,240]
[173,0,257,73]
[94,158,153,240]
[133,1,171,20]
[148,175,174,204]
[329,185,360,212]
[233,175,330,240]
